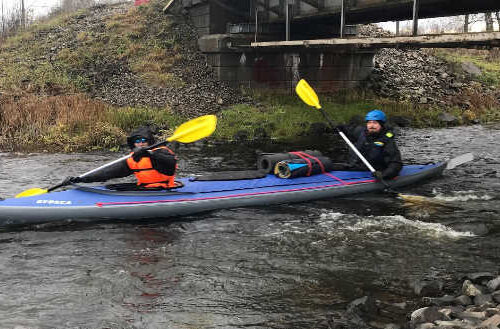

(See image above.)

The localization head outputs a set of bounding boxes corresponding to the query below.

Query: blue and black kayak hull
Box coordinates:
[0,163,445,226]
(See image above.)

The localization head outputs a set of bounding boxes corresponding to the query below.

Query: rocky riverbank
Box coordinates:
[335,272,500,329]
[358,25,500,113]
[2,2,247,116]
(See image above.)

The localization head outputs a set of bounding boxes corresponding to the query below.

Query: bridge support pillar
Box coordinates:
[199,34,375,94]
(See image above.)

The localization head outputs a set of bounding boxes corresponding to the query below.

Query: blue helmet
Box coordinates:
[365,109,387,123]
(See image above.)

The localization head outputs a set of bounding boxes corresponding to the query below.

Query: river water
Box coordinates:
[0,125,498,329]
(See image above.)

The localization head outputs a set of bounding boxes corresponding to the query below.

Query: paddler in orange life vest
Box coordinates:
[62,127,177,189]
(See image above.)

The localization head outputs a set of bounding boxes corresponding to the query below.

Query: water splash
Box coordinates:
[433,190,494,202]
[319,212,476,238]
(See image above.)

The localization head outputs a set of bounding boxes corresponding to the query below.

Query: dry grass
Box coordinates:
[0,94,125,151]
[0,93,184,152]
[0,94,106,131]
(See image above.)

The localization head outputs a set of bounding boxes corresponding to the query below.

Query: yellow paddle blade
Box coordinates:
[167,114,217,143]
[295,79,322,109]
[15,188,48,198]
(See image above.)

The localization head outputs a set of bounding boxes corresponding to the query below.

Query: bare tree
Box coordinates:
[485,12,494,32]
[21,0,25,29]
[441,15,469,33]
[1,0,4,35]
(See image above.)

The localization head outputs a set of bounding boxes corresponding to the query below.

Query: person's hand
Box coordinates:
[335,125,346,133]
[373,171,384,181]
[132,148,150,162]
[61,176,81,186]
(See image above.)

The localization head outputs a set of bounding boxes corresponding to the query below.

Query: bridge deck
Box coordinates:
[250,32,500,49]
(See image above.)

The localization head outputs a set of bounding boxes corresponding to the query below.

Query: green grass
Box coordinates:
[215,93,394,140]
[429,49,500,87]
[213,89,495,141]
[105,106,186,133]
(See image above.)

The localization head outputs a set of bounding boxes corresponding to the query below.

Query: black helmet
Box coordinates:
[126,126,156,149]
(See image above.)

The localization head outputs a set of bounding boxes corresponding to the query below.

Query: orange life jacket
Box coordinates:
[126,146,176,188]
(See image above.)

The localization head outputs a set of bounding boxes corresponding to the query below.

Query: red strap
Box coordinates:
[290,151,347,184]
[297,151,326,173]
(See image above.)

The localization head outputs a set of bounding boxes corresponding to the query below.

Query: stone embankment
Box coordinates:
[338,272,500,329]
[358,25,498,111]
[29,3,247,116]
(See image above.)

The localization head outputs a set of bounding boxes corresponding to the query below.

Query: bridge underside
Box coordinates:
[287,0,500,25]
[182,0,500,41]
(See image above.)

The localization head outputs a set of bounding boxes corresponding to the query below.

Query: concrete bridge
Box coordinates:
[171,0,500,93]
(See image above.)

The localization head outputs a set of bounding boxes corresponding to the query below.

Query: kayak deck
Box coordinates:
[0,163,444,225]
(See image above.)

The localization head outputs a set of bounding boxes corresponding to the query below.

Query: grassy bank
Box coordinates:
[0,3,185,96]
[1,88,497,152]
[216,88,500,141]
[428,48,500,88]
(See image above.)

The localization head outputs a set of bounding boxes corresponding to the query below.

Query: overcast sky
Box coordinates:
[2,0,61,17]
[1,0,131,18]
[378,15,494,34]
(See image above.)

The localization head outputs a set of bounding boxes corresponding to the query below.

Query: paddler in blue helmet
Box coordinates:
[339,109,402,180]
[62,126,177,189]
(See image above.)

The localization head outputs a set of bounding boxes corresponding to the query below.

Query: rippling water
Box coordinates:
[0,125,498,328]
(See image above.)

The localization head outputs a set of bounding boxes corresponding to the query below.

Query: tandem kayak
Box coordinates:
[0,159,458,226]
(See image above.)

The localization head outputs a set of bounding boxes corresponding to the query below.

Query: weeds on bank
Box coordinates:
[0,94,181,152]
[0,90,498,153]
[428,48,500,88]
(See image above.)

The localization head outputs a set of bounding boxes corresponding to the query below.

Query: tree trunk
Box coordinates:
[485,12,494,32]
[21,0,25,30]
[495,11,500,31]
[1,0,4,36]
[464,14,469,33]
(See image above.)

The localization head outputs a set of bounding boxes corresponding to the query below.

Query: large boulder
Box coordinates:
[437,112,459,126]
[412,279,444,297]
[410,306,448,326]
[461,62,482,77]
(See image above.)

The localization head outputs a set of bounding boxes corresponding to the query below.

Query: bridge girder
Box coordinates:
[251,0,500,24]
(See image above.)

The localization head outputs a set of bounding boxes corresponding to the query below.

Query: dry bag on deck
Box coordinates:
[275,156,334,178]
[257,150,323,173]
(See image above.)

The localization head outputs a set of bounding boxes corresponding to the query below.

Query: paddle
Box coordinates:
[15,114,217,198]
[294,79,400,192]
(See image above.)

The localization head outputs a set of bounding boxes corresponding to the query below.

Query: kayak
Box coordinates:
[0,161,449,226]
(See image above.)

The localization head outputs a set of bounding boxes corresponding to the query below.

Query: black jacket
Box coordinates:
[342,125,403,179]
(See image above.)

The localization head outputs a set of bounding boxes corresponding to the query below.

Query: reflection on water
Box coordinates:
[0,125,499,328]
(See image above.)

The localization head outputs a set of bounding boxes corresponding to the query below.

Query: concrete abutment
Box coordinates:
[199,34,375,94]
